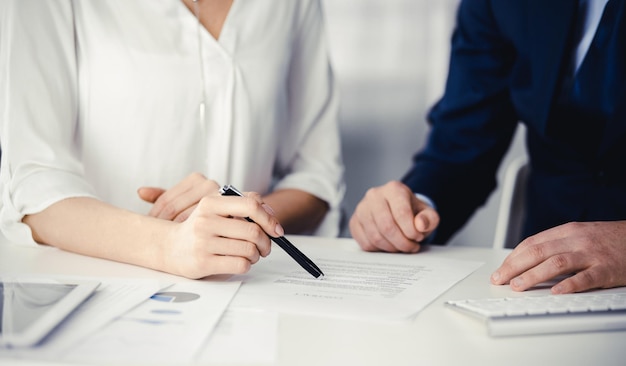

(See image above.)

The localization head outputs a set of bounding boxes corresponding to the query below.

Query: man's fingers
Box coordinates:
[384,182,421,242]
[491,234,571,285]
[506,251,585,292]
[414,207,439,235]
[349,181,434,253]
[349,190,406,252]
[551,267,604,294]
[349,215,376,252]
[353,187,398,250]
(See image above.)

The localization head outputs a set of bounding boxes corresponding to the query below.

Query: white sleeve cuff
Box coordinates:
[415,193,436,210]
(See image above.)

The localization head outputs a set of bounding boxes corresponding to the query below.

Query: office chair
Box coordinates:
[492,156,529,249]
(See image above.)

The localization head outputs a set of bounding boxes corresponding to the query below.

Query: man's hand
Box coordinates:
[491,221,626,294]
[349,181,439,253]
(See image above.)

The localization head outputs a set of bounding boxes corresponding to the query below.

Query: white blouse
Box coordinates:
[0,0,345,244]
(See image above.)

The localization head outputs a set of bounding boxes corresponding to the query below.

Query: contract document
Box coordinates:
[229,242,483,321]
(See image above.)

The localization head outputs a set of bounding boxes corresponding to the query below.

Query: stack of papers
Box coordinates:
[1,241,483,365]
[65,281,241,364]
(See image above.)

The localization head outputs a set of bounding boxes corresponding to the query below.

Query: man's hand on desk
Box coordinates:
[349,181,439,253]
[349,182,626,295]
[491,221,626,294]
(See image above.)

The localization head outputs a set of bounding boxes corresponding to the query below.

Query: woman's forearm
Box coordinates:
[262,189,328,234]
[23,197,174,273]
[22,194,281,278]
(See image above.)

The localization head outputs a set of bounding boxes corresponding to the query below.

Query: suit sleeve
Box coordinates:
[401,0,519,244]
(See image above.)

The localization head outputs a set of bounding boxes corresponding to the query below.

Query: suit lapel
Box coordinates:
[528,0,577,130]
[598,5,626,155]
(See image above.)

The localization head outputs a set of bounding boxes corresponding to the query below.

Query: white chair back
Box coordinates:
[493,156,529,249]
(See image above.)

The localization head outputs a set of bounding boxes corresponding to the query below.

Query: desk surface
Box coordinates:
[2,236,625,366]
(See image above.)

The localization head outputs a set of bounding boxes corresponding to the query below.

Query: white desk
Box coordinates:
[2,236,625,366]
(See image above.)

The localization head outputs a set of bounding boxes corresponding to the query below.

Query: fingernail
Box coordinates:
[552,285,564,294]
[275,224,285,237]
[491,271,500,282]
[262,203,276,216]
[512,277,523,288]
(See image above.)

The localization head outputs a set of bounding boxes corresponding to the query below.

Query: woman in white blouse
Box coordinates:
[0,0,344,278]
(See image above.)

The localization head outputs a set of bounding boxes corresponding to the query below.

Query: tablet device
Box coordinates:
[0,276,100,347]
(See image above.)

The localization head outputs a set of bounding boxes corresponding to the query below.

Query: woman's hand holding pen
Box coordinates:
[138,173,283,278]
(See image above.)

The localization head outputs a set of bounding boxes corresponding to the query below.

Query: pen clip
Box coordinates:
[219,184,244,197]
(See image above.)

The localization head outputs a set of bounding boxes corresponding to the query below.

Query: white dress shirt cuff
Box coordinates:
[415,193,436,210]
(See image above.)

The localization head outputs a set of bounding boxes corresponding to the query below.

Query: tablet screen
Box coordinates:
[1,282,76,335]
[0,278,99,347]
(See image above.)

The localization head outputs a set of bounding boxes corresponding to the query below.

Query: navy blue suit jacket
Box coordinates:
[402,0,626,244]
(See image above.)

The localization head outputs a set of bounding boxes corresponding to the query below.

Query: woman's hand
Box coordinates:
[163,190,284,279]
[138,173,219,222]
[136,173,285,278]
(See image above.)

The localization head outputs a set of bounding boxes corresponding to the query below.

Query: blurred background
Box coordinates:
[322,0,526,247]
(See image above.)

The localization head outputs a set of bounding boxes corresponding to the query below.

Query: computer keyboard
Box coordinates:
[445,292,626,337]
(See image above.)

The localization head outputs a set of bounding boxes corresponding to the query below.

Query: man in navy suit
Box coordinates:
[350,0,626,294]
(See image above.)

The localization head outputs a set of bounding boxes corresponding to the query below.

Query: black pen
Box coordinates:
[219,185,325,279]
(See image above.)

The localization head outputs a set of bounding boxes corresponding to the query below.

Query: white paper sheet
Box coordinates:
[197,309,278,364]
[229,245,483,321]
[63,281,241,364]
